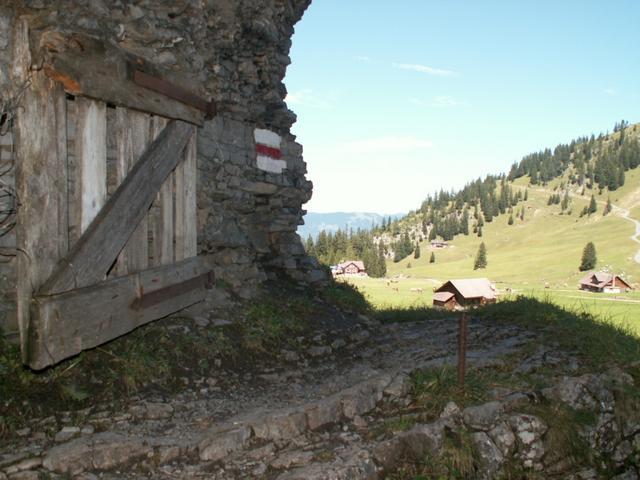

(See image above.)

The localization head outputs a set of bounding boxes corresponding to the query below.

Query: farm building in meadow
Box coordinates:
[433,278,497,310]
[430,241,449,249]
[579,272,632,293]
[333,261,367,277]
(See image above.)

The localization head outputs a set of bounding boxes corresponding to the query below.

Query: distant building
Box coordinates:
[333,260,367,277]
[430,241,449,249]
[433,278,497,310]
[579,272,632,293]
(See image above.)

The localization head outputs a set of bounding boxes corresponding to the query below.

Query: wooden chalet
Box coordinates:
[433,278,497,310]
[579,272,632,293]
[333,260,367,277]
[430,240,449,249]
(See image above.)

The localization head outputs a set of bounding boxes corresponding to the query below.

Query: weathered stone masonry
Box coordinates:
[0,0,323,335]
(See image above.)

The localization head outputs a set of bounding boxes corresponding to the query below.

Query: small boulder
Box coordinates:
[440,401,461,419]
[488,421,516,457]
[472,431,504,479]
[462,401,503,431]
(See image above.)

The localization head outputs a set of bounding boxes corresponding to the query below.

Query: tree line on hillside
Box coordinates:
[374,175,528,263]
[508,120,640,192]
[304,229,387,278]
[379,120,640,263]
[303,121,640,269]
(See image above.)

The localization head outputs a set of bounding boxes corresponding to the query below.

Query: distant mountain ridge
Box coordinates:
[298,212,404,240]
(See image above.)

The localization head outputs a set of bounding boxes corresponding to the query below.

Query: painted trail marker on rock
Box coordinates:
[254,128,286,174]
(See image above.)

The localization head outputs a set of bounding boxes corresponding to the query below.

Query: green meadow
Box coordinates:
[343,171,640,335]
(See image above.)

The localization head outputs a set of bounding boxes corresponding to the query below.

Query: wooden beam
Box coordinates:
[133,70,216,119]
[38,31,205,126]
[13,18,69,363]
[175,126,198,260]
[39,120,193,296]
[28,257,211,369]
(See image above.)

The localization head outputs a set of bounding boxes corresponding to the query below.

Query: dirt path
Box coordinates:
[0,318,539,478]
[565,295,640,304]
[613,205,640,264]
[528,184,640,264]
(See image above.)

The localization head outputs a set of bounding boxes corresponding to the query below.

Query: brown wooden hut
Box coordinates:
[433,278,497,310]
[579,272,632,293]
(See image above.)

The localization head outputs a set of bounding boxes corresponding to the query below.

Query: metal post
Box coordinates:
[458,311,468,387]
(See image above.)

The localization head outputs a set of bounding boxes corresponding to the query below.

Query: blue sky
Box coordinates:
[284,1,640,214]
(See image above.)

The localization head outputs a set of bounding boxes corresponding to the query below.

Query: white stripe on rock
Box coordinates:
[254,128,281,148]
[257,156,286,174]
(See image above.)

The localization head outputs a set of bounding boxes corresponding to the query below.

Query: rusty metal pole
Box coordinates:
[457,310,468,388]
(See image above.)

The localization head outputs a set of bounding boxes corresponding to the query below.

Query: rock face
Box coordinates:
[0,0,324,333]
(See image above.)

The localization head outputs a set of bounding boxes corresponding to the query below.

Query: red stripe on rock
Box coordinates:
[256,144,282,159]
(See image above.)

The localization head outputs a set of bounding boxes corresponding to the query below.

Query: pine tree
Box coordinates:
[429,252,435,263]
[561,190,570,211]
[579,242,597,271]
[524,189,529,201]
[461,207,470,235]
[474,242,487,270]
[305,235,315,255]
[428,225,437,241]
[378,243,387,277]
[603,197,612,216]
[414,243,421,259]
[588,194,597,214]
[477,226,483,237]
[508,214,514,225]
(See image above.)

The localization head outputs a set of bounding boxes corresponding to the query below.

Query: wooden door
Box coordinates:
[13,19,211,369]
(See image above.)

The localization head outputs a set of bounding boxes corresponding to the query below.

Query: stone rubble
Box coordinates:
[1,316,638,478]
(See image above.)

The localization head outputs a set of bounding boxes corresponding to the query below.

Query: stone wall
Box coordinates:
[0,0,324,334]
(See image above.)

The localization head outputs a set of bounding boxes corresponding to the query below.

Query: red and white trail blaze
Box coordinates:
[254,128,286,174]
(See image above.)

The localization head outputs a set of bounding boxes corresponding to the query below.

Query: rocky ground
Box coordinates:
[1,294,639,479]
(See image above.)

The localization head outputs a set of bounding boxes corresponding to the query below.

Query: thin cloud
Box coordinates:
[410,96,467,108]
[339,136,433,154]
[433,95,467,107]
[603,88,617,96]
[355,55,372,63]
[393,62,458,77]
[285,88,336,109]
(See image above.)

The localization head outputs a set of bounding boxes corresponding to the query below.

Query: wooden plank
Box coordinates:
[126,111,151,273]
[13,18,69,362]
[38,30,204,126]
[73,97,106,237]
[29,257,211,369]
[150,116,174,265]
[39,120,193,296]
[113,107,131,276]
[175,126,198,260]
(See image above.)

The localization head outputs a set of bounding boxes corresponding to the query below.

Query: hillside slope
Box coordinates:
[387,167,640,288]
[380,122,640,289]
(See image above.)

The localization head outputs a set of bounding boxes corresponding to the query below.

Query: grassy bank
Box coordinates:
[345,276,640,336]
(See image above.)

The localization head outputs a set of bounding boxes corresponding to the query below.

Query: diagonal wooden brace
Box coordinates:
[39,120,193,296]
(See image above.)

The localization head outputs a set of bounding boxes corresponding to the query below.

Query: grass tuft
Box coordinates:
[477,295,640,368]
[321,280,371,314]
[375,305,451,324]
